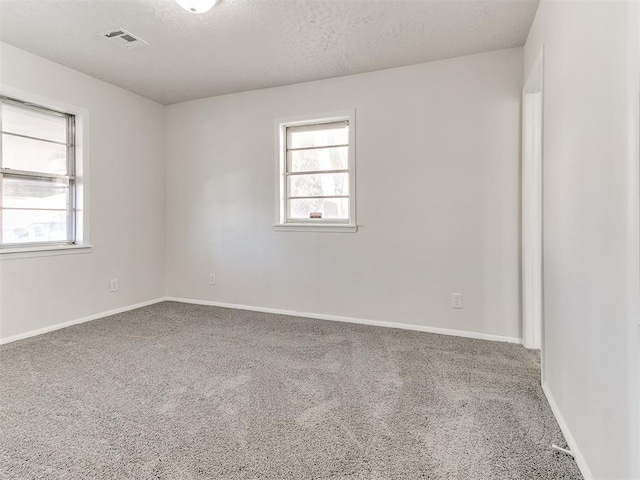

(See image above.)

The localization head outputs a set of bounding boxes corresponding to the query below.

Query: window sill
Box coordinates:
[273,224,358,233]
[0,244,93,260]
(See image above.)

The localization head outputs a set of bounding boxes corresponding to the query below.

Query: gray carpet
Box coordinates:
[0,301,582,479]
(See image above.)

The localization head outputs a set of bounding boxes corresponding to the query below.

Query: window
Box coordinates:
[0,96,79,249]
[275,111,356,232]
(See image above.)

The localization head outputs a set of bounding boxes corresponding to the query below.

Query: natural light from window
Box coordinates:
[276,111,356,232]
[0,98,75,246]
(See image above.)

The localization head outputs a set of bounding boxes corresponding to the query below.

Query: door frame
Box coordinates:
[522,46,545,356]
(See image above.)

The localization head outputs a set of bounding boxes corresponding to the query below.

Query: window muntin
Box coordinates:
[284,119,351,223]
[0,97,76,247]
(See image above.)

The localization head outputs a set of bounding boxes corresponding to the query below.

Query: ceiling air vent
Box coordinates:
[99,28,149,49]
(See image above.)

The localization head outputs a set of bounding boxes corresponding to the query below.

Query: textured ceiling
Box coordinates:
[0,0,539,105]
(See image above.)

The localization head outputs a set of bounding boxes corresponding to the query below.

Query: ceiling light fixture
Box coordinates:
[175,0,220,14]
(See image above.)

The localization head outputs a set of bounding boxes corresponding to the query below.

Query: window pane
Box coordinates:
[288,172,349,197]
[288,198,349,220]
[2,103,67,143]
[2,176,70,209]
[2,209,69,244]
[287,121,348,149]
[2,134,68,174]
[287,146,348,173]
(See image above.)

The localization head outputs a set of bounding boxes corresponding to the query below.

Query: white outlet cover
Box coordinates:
[209,274,216,285]
[451,293,463,309]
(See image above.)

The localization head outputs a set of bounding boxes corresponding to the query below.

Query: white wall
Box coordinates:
[525,1,640,478]
[0,43,166,340]
[165,48,523,340]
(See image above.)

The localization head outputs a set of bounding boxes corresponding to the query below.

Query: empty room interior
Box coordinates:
[0,0,639,478]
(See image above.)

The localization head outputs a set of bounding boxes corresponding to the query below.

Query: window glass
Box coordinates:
[282,118,352,225]
[0,98,75,246]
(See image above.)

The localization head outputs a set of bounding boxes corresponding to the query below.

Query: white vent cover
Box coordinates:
[99,28,148,49]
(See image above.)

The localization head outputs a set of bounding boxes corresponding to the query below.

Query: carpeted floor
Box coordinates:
[0,301,582,479]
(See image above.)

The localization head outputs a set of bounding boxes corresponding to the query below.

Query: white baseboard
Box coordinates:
[165,296,522,344]
[542,383,593,480]
[0,298,166,345]
[1,295,522,346]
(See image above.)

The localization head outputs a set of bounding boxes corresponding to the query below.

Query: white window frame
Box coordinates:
[0,86,91,259]
[273,110,357,233]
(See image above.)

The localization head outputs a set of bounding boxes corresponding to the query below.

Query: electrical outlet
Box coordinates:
[451,293,463,309]
[209,273,216,285]
[110,279,119,292]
